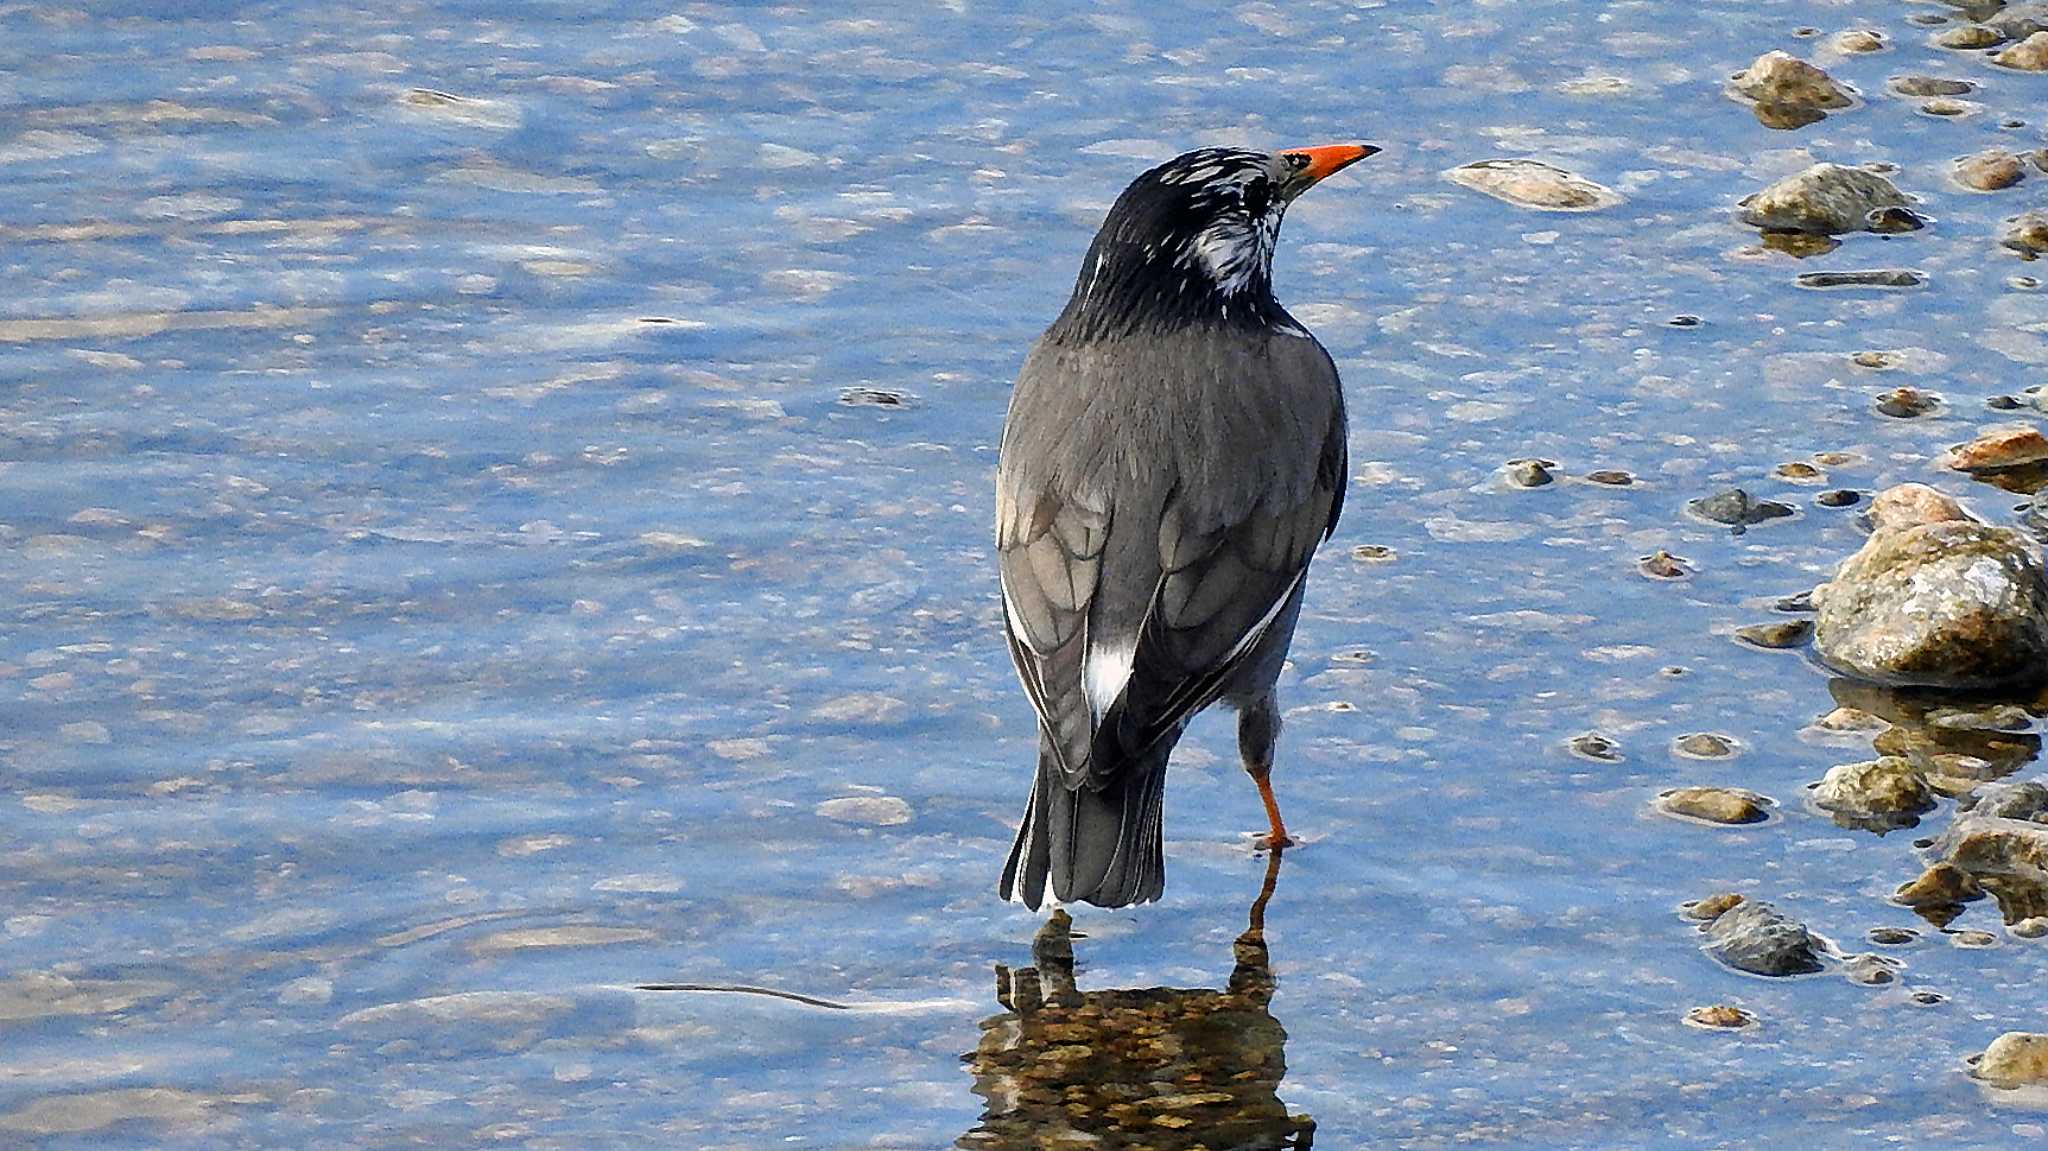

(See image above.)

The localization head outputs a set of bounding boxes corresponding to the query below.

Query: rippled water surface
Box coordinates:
[7,1,2048,1147]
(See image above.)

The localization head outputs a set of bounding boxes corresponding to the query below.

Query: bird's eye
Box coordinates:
[1242,177,1271,218]
[1285,153,1310,172]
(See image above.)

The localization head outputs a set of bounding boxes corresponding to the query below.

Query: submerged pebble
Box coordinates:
[1956,150,2027,191]
[1673,732,1738,758]
[1797,269,1925,289]
[1876,386,1941,417]
[1868,926,1921,946]
[1736,620,1813,649]
[1775,461,1825,482]
[1817,489,1862,507]
[1657,786,1773,825]
[1889,75,1976,97]
[1445,159,1624,211]
[1568,732,1623,762]
[1684,1004,1758,1030]
[1585,469,1635,486]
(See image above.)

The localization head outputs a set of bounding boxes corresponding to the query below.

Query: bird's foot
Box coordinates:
[1251,831,1296,853]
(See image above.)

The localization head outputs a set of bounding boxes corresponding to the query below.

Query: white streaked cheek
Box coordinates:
[1084,640,1137,715]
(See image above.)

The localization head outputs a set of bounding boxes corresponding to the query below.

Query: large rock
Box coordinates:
[1996,30,2048,70]
[1739,164,1915,235]
[1813,488,2048,688]
[1986,3,2048,42]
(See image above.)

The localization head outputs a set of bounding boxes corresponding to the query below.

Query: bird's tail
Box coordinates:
[1001,738,1168,910]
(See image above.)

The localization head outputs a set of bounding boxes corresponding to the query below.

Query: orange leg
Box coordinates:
[1251,769,1295,852]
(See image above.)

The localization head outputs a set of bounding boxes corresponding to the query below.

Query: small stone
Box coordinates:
[1736,620,1813,649]
[1729,51,1856,111]
[1817,489,1861,508]
[1816,706,1887,733]
[2005,211,2048,260]
[1445,159,1623,211]
[1684,1004,1758,1030]
[1841,953,1901,984]
[1701,899,1827,976]
[1920,97,1982,118]
[1945,427,2048,472]
[1666,314,1702,328]
[1639,549,1692,580]
[1868,926,1920,946]
[1876,386,1941,417]
[2013,916,2048,938]
[1973,1032,2048,1087]
[1585,469,1634,486]
[1740,164,1914,235]
[1889,75,1975,97]
[1674,732,1737,759]
[1687,488,1796,529]
[1868,482,1969,531]
[1657,786,1772,825]
[1775,589,1817,612]
[1956,150,2027,192]
[1864,207,1927,234]
[1505,458,1555,488]
[1797,269,1926,289]
[1832,29,1885,53]
[1911,989,1947,1005]
[1567,732,1622,762]
[1936,25,2005,50]
[838,387,913,408]
[1990,396,2026,411]
[1686,892,1746,921]
[1350,543,1396,563]
[1813,757,1937,830]
[1954,929,2000,948]
[1895,861,1986,908]
[1776,461,1826,482]
[1995,30,2048,70]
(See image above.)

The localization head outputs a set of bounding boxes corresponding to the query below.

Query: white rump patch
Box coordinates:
[1084,639,1136,716]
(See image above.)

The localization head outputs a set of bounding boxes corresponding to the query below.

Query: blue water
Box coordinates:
[4,2,2048,1147]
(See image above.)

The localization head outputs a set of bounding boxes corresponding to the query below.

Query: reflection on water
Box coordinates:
[959,853,1313,1150]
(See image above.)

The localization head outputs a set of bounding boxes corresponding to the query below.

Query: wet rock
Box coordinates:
[1911,989,1948,1005]
[1736,620,1813,649]
[1674,732,1738,758]
[1919,96,1983,118]
[1585,469,1634,486]
[1936,24,2006,49]
[1936,806,2048,922]
[2014,916,2048,937]
[1965,778,2048,821]
[1996,30,2048,69]
[1639,549,1692,580]
[1816,706,1888,733]
[1895,861,1986,908]
[1656,786,1773,825]
[1444,159,1623,211]
[1889,75,1976,97]
[1776,461,1825,482]
[1869,482,1971,531]
[1944,426,2048,472]
[1956,150,2027,191]
[1812,757,1938,830]
[1505,458,1555,488]
[2004,211,2048,259]
[1350,543,1396,563]
[1729,51,1855,112]
[1955,928,2000,947]
[1797,269,1925,289]
[1740,164,1915,235]
[1865,206,1928,234]
[1776,589,1818,612]
[1813,499,2048,688]
[1841,953,1901,985]
[1987,4,2048,42]
[1684,1004,1758,1030]
[1699,899,1828,976]
[1567,731,1622,761]
[1759,230,1841,257]
[1685,891,1746,921]
[1876,386,1941,417]
[1688,488,1795,530]
[1868,926,1921,946]
[1817,489,1862,508]
[1972,1032,2048,1087]
[1832,29,1886,53]
[1666,314,1703,328]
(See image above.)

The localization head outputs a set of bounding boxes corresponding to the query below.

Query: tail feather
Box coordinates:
[1001,739,1167,910]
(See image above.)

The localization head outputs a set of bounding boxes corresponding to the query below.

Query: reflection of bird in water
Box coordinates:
[959,851,1315,1149]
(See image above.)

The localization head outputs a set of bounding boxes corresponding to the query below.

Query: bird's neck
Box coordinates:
[1044,235,1290,345]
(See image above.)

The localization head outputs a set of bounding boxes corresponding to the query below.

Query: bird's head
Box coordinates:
[1048,143,1377,343]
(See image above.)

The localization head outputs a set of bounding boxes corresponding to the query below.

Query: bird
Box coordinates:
[995,142,1376,910]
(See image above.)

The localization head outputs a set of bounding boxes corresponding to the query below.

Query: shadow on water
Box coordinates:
[958,851,1316,1150]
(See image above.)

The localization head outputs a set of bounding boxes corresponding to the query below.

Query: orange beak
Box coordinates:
[1280,143,1380,186]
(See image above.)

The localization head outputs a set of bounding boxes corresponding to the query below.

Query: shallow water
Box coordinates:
[5,1,2048,1147]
